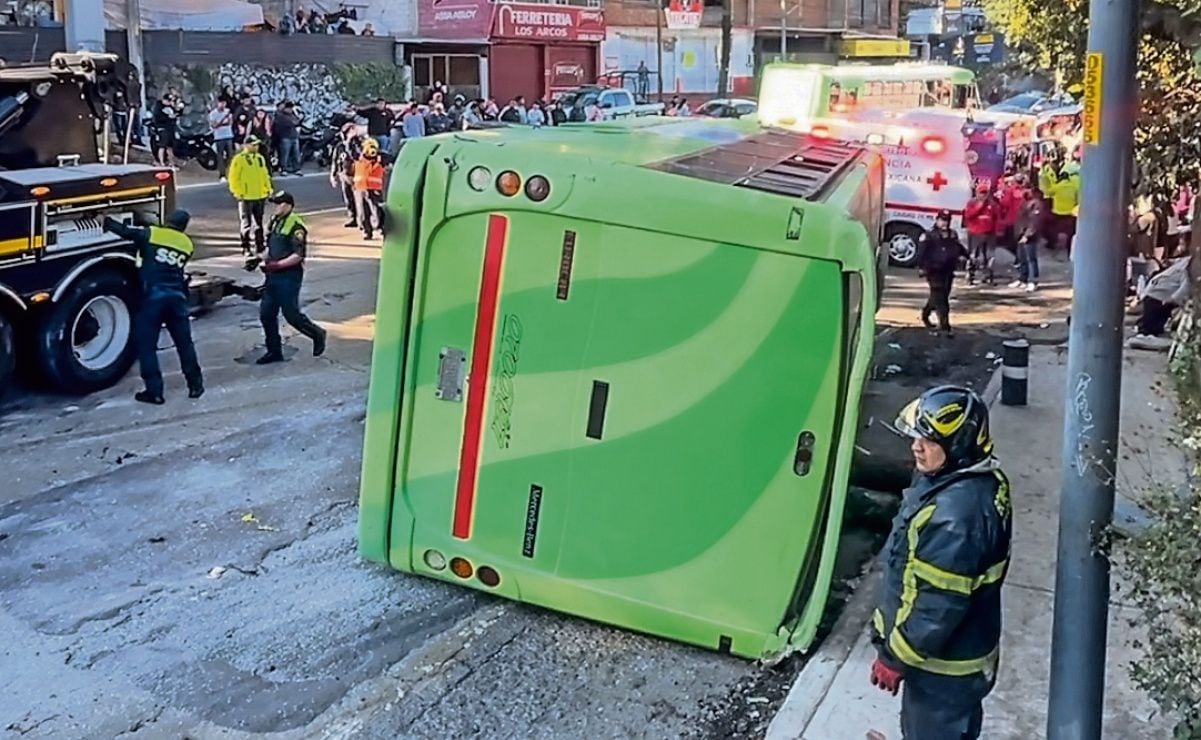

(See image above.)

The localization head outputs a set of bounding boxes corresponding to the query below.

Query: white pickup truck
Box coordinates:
[559,86,665,121]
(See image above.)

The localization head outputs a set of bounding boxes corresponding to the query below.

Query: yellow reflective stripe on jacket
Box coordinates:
[895,504,935,628]
[912,557,1008,596]
[888,630,999,676]
[872,608,885,636]
[148,226,194,255]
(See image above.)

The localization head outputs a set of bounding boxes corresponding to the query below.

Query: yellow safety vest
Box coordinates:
[138,225,194,268]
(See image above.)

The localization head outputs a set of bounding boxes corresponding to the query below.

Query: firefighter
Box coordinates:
[870,386,1013,740]
[102,210,204,404]
[963,182,999,286]
[917,209,968,335]
[353,137,386,240]
[329,122,361,228]
[255,190,327,365]
[228,135,273,256]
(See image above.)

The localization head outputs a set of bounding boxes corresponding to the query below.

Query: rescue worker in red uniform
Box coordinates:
[870,386,1013,740]
[963,183,999,286]
[353,138,386,240]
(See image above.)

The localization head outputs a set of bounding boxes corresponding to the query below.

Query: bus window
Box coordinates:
[953,84,974,110]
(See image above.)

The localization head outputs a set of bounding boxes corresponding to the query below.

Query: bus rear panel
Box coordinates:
[359,120,882,659]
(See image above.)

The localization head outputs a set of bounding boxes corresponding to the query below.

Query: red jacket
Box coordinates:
[964,196,999,236]
[996,186,1025,232]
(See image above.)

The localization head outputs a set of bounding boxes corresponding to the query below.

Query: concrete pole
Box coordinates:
[125,0,147,111]
[63,0,106,52]
[779,0,786,59]
[655,0,664,101]
[1046,0,1140,736]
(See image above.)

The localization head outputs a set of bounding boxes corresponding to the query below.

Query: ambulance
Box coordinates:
[812,109,974,267]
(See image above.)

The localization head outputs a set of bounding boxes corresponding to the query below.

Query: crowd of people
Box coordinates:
[277,4,371,36]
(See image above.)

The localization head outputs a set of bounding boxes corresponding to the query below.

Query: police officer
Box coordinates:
[255,190,327,365]
[870,386,1012,739]
[102,210,203,404]
[917,209,968,335]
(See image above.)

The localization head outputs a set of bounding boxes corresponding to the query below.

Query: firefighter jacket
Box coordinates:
[103,219,193,297]
[873,458,1012,682]
[353,157,385,192]
[228,149,273,202]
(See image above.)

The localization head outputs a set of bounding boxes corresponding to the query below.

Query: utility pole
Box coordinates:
[717,0,731,97]
[125,0,147,111]
[779,0,786,60]
[655,0,664,100]
[1046,0,1140,736]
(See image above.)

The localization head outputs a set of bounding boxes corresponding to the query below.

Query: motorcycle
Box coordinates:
[144,114,219,170]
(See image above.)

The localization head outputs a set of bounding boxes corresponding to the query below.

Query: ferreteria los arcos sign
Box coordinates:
[493,3,605,42]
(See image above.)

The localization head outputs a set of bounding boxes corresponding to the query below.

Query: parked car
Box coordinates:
[696,98,757,119]
[987,92,1076,115]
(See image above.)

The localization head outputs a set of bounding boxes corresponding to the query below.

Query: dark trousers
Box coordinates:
[967,233,995,284]
[279,137,301,174]
[215,138,235,179]
[261,274,325,355]
[356,189,382,237]
[1017,237,1041,283]
[1137,297,1175,336]
[238,199,266,255]
[922,273,953,330]
[901,674,986,740]
[340,180,358,222]
[136,291,202,396]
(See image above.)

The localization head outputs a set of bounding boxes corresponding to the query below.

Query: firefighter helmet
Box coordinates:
[894,385,993,470]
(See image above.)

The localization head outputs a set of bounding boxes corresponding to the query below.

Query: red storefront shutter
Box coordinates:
[490,44,544,104]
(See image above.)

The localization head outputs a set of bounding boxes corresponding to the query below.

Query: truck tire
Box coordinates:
[885,223,924,269]
[0,311,14,400]
[36,270,137,394]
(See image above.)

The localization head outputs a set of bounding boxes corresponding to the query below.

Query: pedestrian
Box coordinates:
[917,209,967,334]
[1133,256,1191,339]
[678,97,692,117]
[151,91,177,168]
[362,22,376,36]
[308,9,326,33]
[666,96,680,116]
[499,98,522,124]
[527,100,546,128]
[448,94,466,130]
[248,106,273,172]
[402,102,426,140]
[964,182,999,285]
[1047,170,1080,254]
[1012,186,1046,291]
[353,139,386,240]
[255,190,328,365]
[101,210,204,404]
[871,386,1012,740]
[336,18,355,34]
[273,100,302,175]
[208,97,235,181]
[585,98,604,122]
[995,174,1025,256]
[228,136,273,256]
[234,93,256,142]
[330,122,361,228]
[550,100,567,126]
[636,60,650,100]
[1174,176,1194,224]
[357,98,393,153]
[462,100,483,129]
[425,102,452,134]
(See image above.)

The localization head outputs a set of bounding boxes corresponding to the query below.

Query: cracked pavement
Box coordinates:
[0,181,760,739]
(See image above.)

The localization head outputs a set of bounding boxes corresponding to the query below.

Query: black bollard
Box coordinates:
[1001,339,1029,406]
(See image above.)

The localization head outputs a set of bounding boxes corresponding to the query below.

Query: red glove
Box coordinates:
[870,657,903,695]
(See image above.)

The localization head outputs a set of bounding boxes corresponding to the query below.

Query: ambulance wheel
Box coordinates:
[0,310,14,400]
[36,270,137,394]
[885,223,923,269]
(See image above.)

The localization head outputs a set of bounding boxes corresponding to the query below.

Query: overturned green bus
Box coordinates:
[358,117,884,660]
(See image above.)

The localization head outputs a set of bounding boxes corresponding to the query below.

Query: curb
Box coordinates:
[765,563,882,740]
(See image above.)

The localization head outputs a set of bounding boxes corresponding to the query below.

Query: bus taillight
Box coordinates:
[810,125,831,139]
[449,557,474,579]
[497,171,521,197]
[468,166,492,191]
[524,175,550,202]
[478,566,501,588]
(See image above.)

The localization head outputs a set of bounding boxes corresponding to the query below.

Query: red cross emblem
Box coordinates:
[928,172,948,191]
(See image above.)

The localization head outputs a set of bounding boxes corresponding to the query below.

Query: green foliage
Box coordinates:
[1115,350,1201,738]
[985,0,1201,192]
[333,62,408,105]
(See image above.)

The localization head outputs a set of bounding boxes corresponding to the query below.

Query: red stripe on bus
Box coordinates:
[886,202,965,216]
[453,213,510,540]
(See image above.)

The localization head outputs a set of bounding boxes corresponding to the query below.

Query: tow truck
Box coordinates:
[0,52,178,398]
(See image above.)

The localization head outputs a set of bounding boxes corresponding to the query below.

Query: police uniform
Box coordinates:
[103,212,203,402]
[872,387,1013,740]
[258,192,327,362]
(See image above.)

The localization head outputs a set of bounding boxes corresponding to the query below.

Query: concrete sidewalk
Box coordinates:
[768,345,1184,739]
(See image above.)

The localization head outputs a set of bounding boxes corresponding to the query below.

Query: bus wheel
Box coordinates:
[0,310,14,399]
[36,270,137,394]
[885,223,923,269]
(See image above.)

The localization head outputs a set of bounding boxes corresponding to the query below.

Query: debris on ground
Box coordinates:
[206,566,227,580]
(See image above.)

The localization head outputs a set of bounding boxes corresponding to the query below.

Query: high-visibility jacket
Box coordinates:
[873,459,1012,683]
[353,157,385,192]
[1049,176,1080,216]
[105,221,194,295]
[228,149,273,201]
[1038,164,1057,195]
